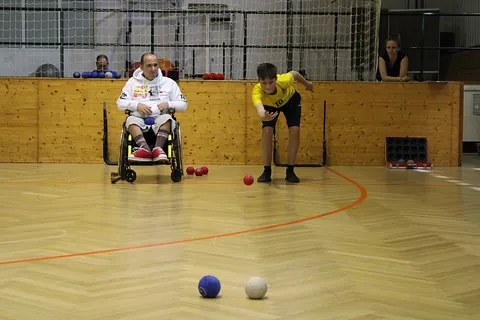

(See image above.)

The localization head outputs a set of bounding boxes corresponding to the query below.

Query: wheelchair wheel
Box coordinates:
[125,169,137,183]
[171,169,182,182]
[174,125,183,175]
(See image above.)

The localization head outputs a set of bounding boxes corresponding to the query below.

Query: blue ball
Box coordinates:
[198,275,221,298]
[98,71,105,78]
[144,117,155,126]
[82,72,91,78]
[113,71,121,79]
[91,71,99,78]
[73,72,80,78]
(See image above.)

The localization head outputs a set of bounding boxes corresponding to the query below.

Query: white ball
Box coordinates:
[105,71,113,78]
[245,276,267,299]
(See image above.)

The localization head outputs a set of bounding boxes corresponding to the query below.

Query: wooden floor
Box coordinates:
[1,155,480,320]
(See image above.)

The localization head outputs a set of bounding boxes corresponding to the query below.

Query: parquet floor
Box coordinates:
[1,155,480,319]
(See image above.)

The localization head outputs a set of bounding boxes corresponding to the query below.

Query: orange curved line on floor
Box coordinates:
[0,167,367,265]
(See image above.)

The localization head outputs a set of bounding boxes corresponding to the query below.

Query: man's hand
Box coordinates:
[157,102,170,114]
[263,110,278,121]
[137,103,152,116]
[305,81,313,92]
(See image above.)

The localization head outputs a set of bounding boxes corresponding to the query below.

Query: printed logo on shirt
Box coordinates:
[133,85,148,99]
[148,86,159,97]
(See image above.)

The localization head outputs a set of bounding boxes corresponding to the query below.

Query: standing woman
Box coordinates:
[376,36,409,82]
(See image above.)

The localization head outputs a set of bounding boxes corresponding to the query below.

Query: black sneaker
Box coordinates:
[285,171,300,183]
[257,171,272,183]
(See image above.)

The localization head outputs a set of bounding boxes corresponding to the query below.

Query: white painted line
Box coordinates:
[433,175,449,178]
[447,180,461,183]
[0,230,67,245]
[23,192,59,198]
[68,176,83,182]
[456,182,471,186]
[326,250,412,264]
[473,168,480,171]
[471,187,480,192]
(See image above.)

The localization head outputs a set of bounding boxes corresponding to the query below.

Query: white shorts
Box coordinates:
[125,114,176,134]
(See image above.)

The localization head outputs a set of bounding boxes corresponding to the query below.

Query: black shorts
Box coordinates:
[262,91,301,128]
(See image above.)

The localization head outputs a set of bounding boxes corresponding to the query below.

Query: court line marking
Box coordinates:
[0,230,67,245]
[471,187,480,192]
[0,167,368,265]
[23,192,59,198]
[326,250,412,264]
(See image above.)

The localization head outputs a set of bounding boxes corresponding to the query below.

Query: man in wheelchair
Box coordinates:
[116,52,187,163]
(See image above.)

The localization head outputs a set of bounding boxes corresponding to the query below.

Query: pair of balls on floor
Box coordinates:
[198,275,267,299]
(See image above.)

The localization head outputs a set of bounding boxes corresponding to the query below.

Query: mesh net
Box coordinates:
[0,0,381,80]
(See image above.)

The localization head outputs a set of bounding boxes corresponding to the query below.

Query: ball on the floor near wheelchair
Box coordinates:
[186,166,195,175]
[244,174,254,186]
[245,276,268,299]
[201,166,209,174]
[144,117,155,125]
[198,275,221,298]
[195,168,203,176]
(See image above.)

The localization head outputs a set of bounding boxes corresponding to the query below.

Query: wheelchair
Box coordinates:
[110,110,183,184]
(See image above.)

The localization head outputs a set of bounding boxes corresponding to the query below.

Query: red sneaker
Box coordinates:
[152,147,168,162]
[128,147,152,162]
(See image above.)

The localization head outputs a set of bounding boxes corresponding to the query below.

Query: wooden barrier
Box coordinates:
[0,78,463,166]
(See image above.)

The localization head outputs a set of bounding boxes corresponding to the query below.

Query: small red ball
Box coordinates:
[243,174,254,186]
[186,166,195,175]
[201,166,209,175]
[195,168,203,176]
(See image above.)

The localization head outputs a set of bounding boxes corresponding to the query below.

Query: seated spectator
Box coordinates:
[95,54,111,72]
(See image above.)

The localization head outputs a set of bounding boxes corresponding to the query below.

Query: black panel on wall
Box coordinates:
[379,9,440,72]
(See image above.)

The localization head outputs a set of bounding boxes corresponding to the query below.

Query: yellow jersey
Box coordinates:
[252,73,295,108]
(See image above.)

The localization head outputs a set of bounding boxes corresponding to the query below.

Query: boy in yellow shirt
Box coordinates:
[252,63,313,183]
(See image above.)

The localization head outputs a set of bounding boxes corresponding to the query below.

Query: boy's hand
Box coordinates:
[137,103,152,116]
[263,110,278,121]
[305,82,313,92]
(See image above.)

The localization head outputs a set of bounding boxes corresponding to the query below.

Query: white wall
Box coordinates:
[463,85,480,142]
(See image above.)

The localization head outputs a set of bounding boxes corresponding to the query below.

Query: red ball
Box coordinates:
[201,166,209,175]
[216,73,225,80]
[186,166,195,175]
[195,168,203,176]
[243,174,254,186]
[202,73,210,80]
[209,73,217,80]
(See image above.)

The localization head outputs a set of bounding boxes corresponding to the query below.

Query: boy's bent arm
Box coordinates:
[288,70,313,91]
[255,103,266,119]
